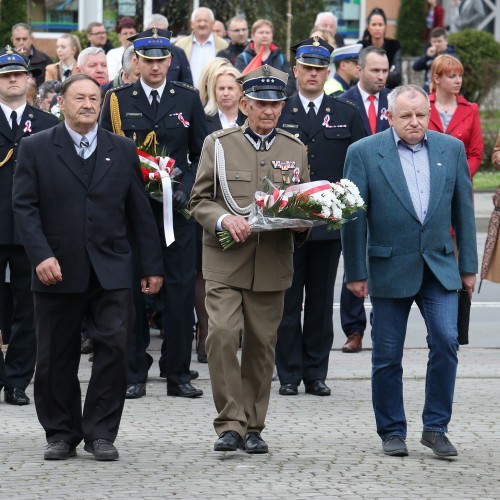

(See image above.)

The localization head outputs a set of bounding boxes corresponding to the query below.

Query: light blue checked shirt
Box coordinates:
[392,129,430,224]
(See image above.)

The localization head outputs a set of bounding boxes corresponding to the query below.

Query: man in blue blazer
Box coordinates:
[342,84,477,458]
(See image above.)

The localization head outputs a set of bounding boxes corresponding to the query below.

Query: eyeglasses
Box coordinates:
[229,28,248,33]
[89,31,107,36]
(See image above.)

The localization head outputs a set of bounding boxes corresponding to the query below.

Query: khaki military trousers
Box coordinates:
[205,280,285,438]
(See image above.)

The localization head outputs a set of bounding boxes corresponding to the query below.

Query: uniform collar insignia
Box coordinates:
[243,126,277,151]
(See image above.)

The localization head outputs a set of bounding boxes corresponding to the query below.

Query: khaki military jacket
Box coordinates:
[190,123,309,292]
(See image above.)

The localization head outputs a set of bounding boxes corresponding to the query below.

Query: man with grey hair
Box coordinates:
[216,16,249,65]
[342,83,477,458]
[11,23,52,85]
[145,14,193,84]
[100,46,139,94]
[175,6,228,87]
[313,12,345,47]
[77,47,109,85]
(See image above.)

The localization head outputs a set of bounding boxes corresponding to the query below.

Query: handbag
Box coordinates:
[457,288,471,345]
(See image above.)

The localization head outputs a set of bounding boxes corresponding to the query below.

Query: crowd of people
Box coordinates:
[0,3,493,462]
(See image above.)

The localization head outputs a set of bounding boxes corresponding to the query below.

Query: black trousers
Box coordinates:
[275,239,342,385]
[34,271,133,446]
[340,277,367,336]
[158,222,196,385]
[0,245,36,390]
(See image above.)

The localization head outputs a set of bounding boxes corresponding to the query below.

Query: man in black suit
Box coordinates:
[275,37,365,396]
[0,46,58,406]
[12,74,163,461]
[337,46,391,353]
[100,28,207,399]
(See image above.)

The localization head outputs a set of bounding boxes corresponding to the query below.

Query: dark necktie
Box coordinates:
[63,68,72,79]
[307,101,316,125]
[80,136,90,159]
[150,89,159,116]
[11,110,18,136]
[368,95,377,135]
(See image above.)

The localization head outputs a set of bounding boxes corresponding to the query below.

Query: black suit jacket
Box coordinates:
[12,123,163,293]
[0,106,58,245]
[100,79,207,226]
[278,93,366,240]
[338,86,391,137]
[168,46,194,85]
[205,110,246,134]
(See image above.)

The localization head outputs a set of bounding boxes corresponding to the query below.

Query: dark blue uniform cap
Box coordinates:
[290,37,333,68]
[0,45,28,74]
[128,28,172,59]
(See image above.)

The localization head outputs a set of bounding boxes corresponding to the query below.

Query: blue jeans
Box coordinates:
[371,265,459,441]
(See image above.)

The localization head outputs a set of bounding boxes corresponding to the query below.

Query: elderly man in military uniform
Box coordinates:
[0,46,58,405]
[275,37,365,397]
[190,65,309,454]
[100,28,207,399]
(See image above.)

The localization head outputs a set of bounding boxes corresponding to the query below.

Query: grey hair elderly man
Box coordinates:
[313,11,345,47]
[77,47,109,85]
[175,6,228,87]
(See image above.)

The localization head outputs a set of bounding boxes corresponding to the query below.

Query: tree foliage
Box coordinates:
[396,0,426,57]
[0,0,27,47]
[448,29,500,105]
[160,0,326,56]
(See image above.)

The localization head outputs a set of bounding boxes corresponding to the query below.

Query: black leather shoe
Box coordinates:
[305,380,331,396]
[279,384,298,396]
[421,431,458,457]
[214,431,243,452]
[244,432,268,454]
[44,441,77,460]
[84,439,119,461]
[4,387,30,405]
[167,383,203,398]
[382,436,408,457]
[190,370,199,380]
[125,383,146,399]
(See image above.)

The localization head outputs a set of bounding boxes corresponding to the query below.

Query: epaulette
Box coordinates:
[172,81,198,93]
[111,83,133,92]
[335,96,359,109]
[210,127,241,139]
[276,127,304,145]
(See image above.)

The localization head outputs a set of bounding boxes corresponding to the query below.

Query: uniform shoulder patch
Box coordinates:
[335,96,359,109]
[210,127,241,139]
[172,81,198,93]
[112,83,133,92]
[276,127,303,145]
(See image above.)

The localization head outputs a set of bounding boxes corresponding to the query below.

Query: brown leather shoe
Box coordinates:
[342,333,363,353]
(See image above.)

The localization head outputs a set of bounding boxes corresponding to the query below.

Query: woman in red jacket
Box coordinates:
[428,54,483,178]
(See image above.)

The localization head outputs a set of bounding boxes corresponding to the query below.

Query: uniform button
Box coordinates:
[14,142,18,146]
[311,171,315,176]
[154,124,159,129]
[235,174,240,179]
[260,160,265,166]
[311,154,315,159]
[311,138,315,143]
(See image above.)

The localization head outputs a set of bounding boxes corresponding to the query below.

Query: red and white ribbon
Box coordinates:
[23,120,32,133]
[138,150,176,246]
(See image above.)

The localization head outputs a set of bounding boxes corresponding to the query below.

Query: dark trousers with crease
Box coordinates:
[0,245,36,390]
[34,270,133,446]
[158,222,196,385]
[276,239,342,386]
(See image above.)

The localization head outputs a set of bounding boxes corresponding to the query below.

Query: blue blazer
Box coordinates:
[338,86,391,137]
[341,128,478,298]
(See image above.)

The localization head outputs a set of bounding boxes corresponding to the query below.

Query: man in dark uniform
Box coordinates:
[324,43,362,95]
[0,46,58,405]
[100,28,207,399]
[275,37,365,396]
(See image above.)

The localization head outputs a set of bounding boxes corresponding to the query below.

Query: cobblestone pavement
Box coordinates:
[1,344,499,499]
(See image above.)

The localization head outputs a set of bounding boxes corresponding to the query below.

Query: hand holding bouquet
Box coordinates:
[217,177,365,250]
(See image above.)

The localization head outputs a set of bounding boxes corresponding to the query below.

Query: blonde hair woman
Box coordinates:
[45,34,81,82]
[198,57,232,107]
